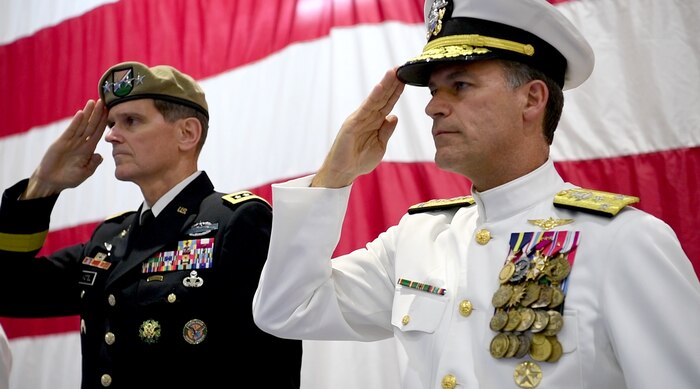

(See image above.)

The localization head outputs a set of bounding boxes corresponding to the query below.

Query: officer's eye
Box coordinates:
[453,81,468,92]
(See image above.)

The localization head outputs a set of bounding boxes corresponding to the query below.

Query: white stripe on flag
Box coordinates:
[0,0,117,45]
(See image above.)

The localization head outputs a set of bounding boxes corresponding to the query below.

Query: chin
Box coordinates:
[113,169,132,182]
[434,152,454,171]
[435,154,470,177]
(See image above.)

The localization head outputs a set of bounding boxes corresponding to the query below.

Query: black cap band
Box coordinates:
[398,17,567,87]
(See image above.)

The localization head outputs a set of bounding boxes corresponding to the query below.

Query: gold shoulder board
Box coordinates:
[222,191,270,207]
[105,210,136,222]
[554,188,639,217]
[408,196,475,214]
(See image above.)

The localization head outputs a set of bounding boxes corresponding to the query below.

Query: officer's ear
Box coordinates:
[522,79,548,129]
[177,117,202,152]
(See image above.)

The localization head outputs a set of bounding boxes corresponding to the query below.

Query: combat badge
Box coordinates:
[185,221,219,237]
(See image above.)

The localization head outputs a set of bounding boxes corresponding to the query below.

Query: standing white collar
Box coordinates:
[471,159,565,223]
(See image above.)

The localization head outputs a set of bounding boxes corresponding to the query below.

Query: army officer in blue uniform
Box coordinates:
[0,61,301,388]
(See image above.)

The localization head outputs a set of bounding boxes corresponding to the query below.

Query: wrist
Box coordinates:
[20,175,62,200]
[311,169,355,188]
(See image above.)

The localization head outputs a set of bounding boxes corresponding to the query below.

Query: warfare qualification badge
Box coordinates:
[182,270,204,288]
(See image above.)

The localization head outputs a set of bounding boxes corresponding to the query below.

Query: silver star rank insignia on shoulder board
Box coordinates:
[528,217,574,231]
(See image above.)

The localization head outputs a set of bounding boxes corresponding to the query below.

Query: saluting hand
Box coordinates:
[21,99,108,199]
[312,68,405,188]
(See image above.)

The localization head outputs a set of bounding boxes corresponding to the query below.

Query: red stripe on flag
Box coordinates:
[0,0,424,138]
[0,317,79,339]
[37,222,101,256]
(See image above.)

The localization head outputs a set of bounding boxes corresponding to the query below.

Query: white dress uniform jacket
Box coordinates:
[254,159,700,389]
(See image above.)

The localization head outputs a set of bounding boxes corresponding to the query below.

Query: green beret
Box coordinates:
[98,61,208,118]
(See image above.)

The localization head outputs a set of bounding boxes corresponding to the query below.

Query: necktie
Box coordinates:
[140,209,155,226]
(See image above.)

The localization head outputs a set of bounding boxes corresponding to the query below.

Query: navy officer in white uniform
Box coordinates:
[253,0,700,388]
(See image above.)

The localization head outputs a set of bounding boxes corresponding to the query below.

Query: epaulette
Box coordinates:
[408,196,475,214]
[104,210,136,222]
[222,191,270,207]
[554,188,639,217]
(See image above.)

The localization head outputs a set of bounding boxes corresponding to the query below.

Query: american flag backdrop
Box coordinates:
[0,0,698,387]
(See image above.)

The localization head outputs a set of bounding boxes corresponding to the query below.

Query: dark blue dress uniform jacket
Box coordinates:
[0,172,301,388]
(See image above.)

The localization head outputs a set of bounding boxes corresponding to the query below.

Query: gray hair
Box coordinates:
[500,60,564,145]
[153,99,209,153]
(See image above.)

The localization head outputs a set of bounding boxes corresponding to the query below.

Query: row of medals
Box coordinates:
[489,251,571,362]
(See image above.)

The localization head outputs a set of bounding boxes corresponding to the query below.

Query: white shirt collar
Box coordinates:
[140,171,202,219]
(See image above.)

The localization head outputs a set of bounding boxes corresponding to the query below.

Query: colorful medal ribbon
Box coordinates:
[397,278,446,295]
[142,238,215,274]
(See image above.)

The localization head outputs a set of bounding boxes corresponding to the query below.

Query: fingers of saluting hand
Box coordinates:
[63,99,108,146]
[85,99,108,148]
[313,69,405,188]
[362,68,405,118]
[376,114,399,146]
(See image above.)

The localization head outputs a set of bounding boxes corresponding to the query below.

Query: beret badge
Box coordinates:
[102,67,145,98]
